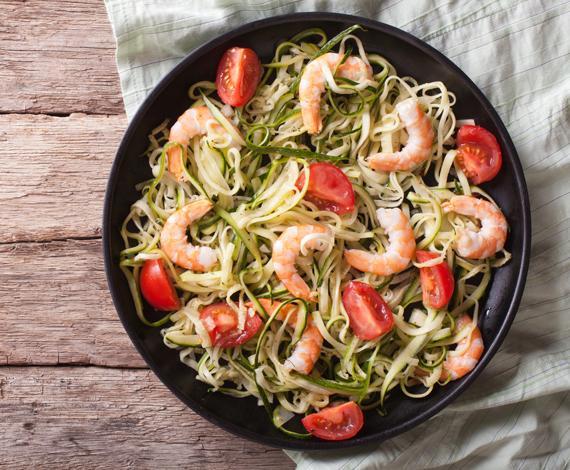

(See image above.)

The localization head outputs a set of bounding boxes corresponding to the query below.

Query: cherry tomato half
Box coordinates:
[140,259,181,311]
[416,250,455,309]
[295,162,356,215]
[456,125,502,185]
[342,281,394,341]
[301,401,364,441]
[200,302,262,348]
[215,47,262,107]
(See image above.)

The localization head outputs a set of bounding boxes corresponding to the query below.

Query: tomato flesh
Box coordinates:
[456,125,502,185]
[215,47,262,107]
[302,401,364,441]
[295,162,356,215]
[140,259,181,311]
[200,302,262,348]
[416,251,454,309]
[342,281,394,340]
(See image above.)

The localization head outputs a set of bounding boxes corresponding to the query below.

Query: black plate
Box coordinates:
[103,12,531,450]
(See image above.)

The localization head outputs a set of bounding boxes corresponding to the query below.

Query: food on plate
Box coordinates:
[295,162,356,215]
[367,98,435,171]
[140,259,181,311]
[119,25,510,440]
[344,207,416,276]
[301,401,364,440]
[442,196,508,259]
[166,106,243,181]
[455,124,502,184]
[342,280,394,341]
[299,52,372,134]
[441,314,484,380]
[416,250,454,309]
[216,47,262,107]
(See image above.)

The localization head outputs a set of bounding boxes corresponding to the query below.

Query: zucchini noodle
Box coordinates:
[119,26,510,436]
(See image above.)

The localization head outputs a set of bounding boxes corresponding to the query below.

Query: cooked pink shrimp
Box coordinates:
[441,314,484,381]
[442,195,507,259]
[299,53,372,134]
[344,208,416,275]
[167,106,241,181]
[286,321,323,374]
[368,99,434,171]
[159,199,218,271]
[272,224,330,301]
[248,299,323,375]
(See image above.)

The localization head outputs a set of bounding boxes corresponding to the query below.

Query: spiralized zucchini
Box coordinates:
[119,26,510,434]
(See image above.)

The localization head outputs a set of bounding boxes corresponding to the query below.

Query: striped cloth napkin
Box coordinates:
[104,1,570,468]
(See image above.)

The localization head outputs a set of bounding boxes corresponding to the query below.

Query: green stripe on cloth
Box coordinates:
[104,0,570,468]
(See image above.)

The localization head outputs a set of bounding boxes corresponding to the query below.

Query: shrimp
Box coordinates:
[159,199,218,271]
[286,321,323,375]
[248,299,323,375]
[367,99,434,172]
[272,224,330,301]
[166,105,241,181]
[344,208,416,275]
[441,314,484,381]
[299,53,373,135]
[442,195,507,259]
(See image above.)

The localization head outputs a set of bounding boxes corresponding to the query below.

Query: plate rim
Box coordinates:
[103,11,531,450]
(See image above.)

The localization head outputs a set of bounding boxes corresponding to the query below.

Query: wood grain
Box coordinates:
[0,1,123,114]
[0,113,126,243]
[0,366,294,469]
[0,238,146,368]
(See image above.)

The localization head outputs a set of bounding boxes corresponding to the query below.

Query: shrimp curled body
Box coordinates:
[272,224,330,301]
[286,321,323,375]
[344,208,416,275]
[250,299,323,375]
[368,99,434,172]
[167,106,241,181]
[160,199,218,272]
[443,195,507,259]
[299,53,373,135]
[442,314,484,380]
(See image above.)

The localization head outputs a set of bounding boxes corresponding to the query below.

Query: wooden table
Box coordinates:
[0,2,294,467]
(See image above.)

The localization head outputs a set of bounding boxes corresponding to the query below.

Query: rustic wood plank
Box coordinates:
[0,0,124,114]
[0,238,146,368]
[0,113,126,243]
[0,366,294,469]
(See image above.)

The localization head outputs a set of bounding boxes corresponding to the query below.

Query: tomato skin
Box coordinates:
[140,259,181,311]
[215,47,262,107]
[301,401,364,441]
[342,281,394,340]
[295,162,356,215]
[200,302,262,348]
[416,251,455,309]
[456,125,502,185]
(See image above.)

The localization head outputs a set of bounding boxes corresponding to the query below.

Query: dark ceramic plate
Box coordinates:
[103,12,531,450]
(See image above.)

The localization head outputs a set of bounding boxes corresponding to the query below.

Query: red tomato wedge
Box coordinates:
[295,162,356,215]
[456,125,502,185]
[342,281,394,340]
[301,401,364,441]
[416,251,455,309]
[215,47,262,107]
[140,259,181,311]
[200,302,262,348]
